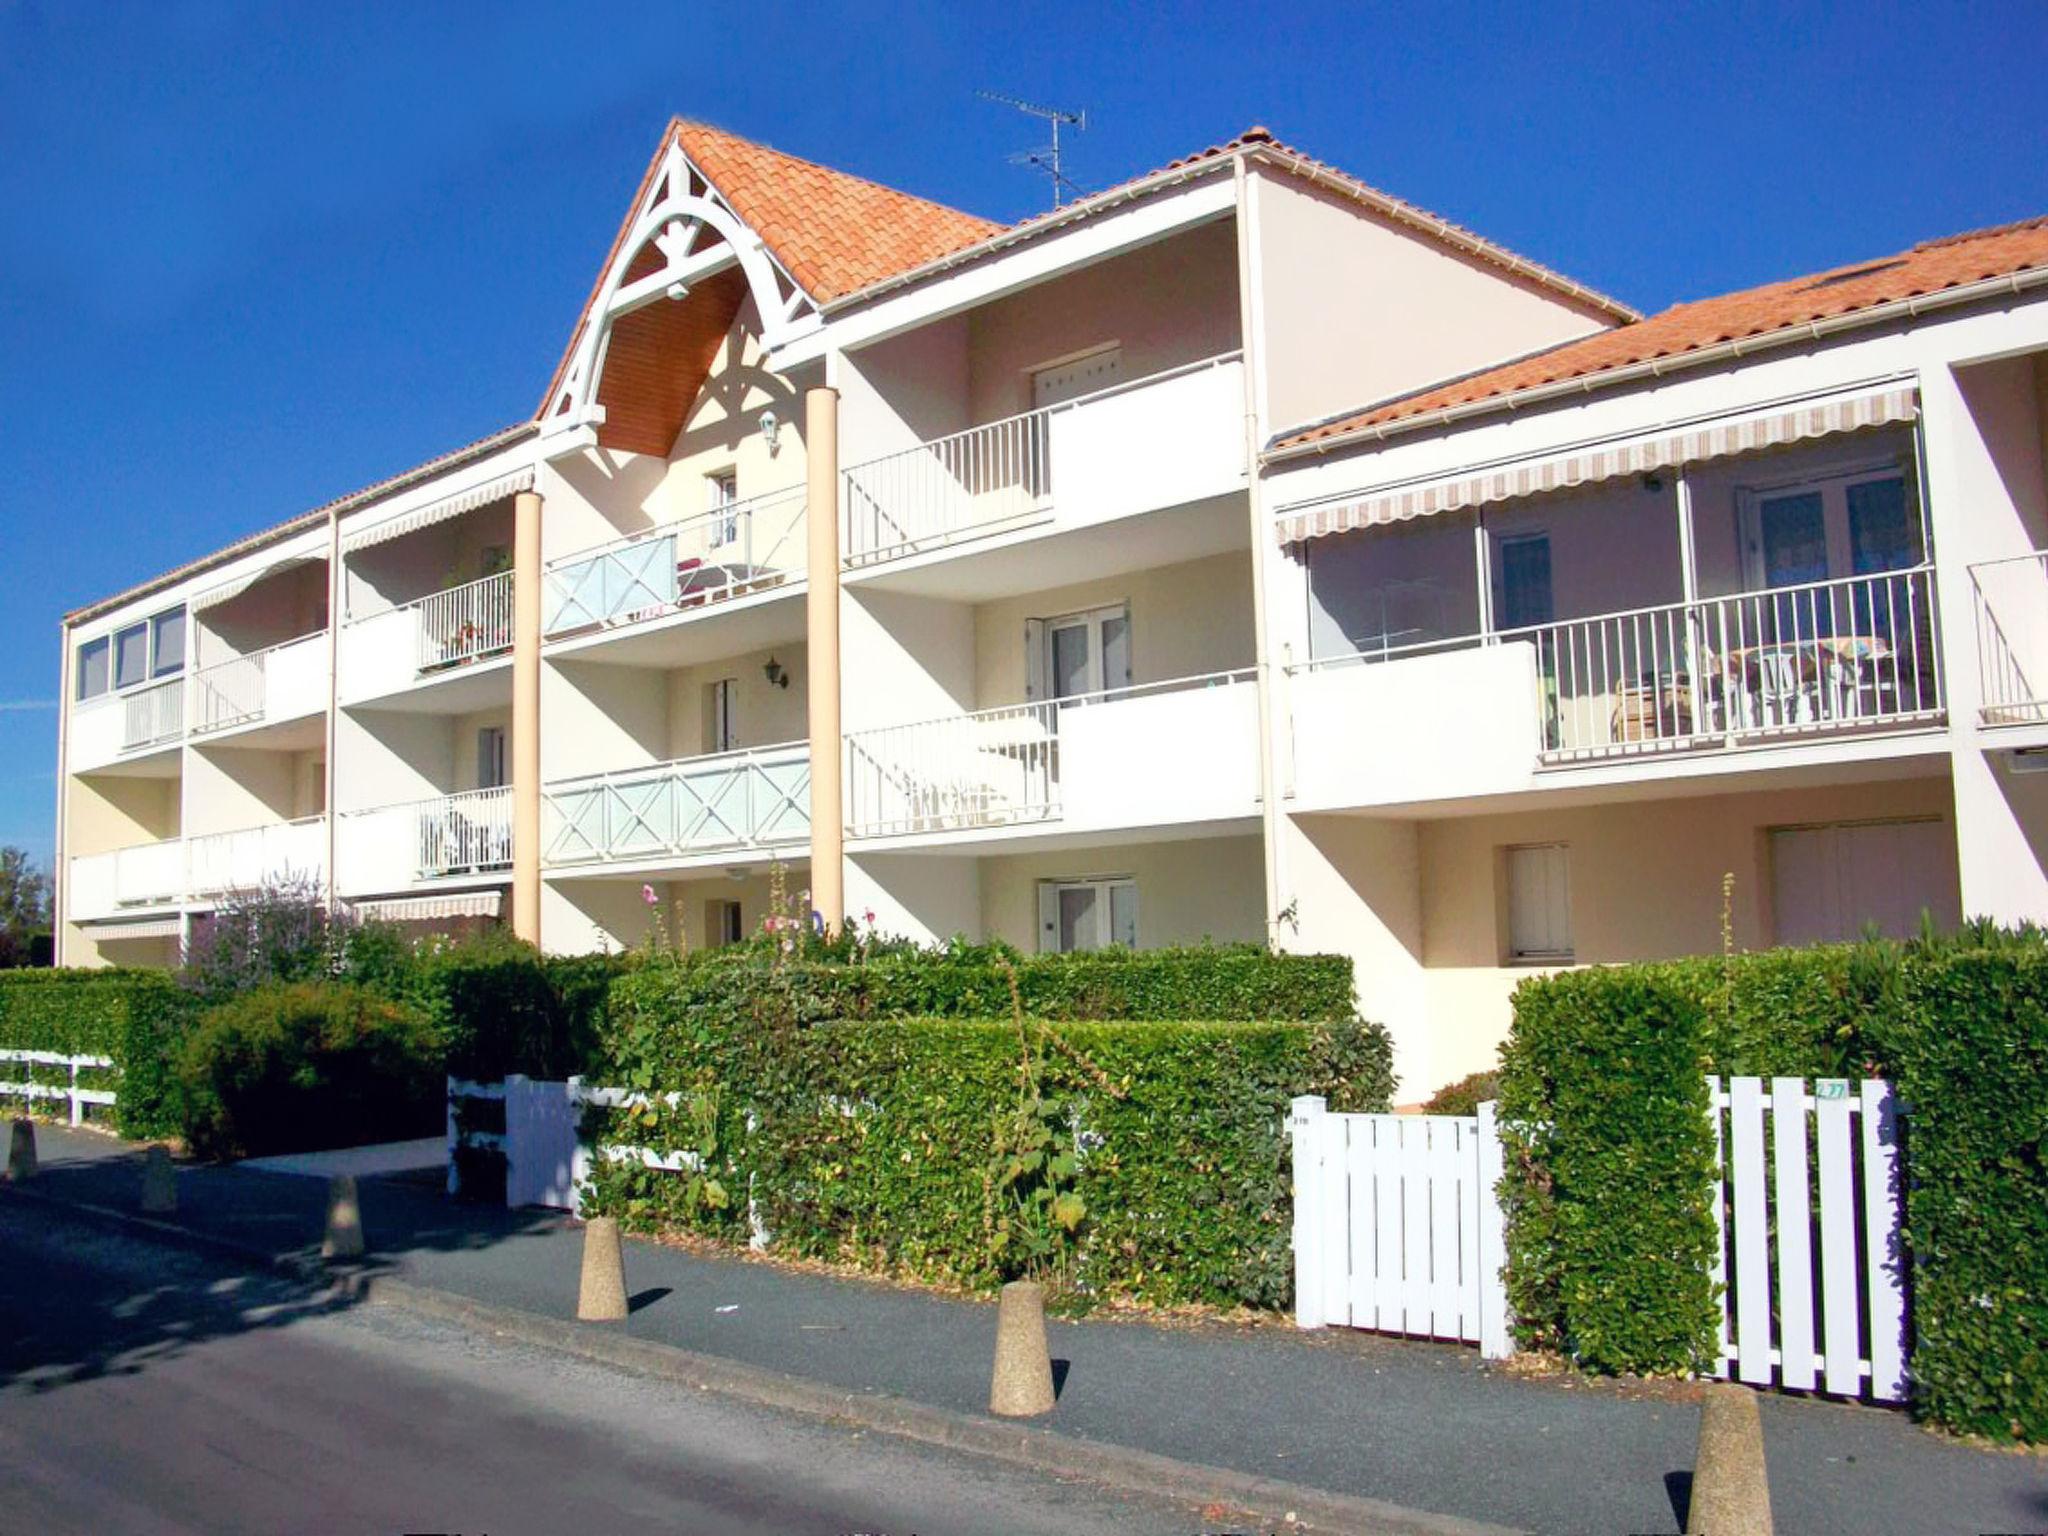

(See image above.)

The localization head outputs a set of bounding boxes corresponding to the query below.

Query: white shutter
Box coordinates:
[1036,880,1059,952]
[1024,618,1047,702]
[1507,845,1572,959]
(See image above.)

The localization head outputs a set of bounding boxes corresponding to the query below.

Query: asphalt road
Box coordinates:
[0,1204,1240,1536]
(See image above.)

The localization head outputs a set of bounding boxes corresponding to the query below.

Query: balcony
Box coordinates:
[340,576,513,706]
[67,838,187,922]
[120,678,184,752]
[543,744,810,867]
[189,631,329,737]
[544,489,806,641]
[843,670,1259,840]
[187,817,328,897]
[1516,566,1943,764]
[840,354,1246,566]
[1972,551,2048,727]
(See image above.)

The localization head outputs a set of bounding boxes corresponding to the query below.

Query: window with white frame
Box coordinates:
[476,727,506,790]
[77,605,186,703]
[707,470,739,548]
[1027,603,1131,703]
[707,898,745,948]
[705,678,738,753]
[1505,843,1572,962]
[1037,876,1138,953]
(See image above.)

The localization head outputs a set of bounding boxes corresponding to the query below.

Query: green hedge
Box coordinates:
[0,969,196,1137]
[585,1011,1390,1307]
[1497,968,1720,1374]
[1873,951,2048,1440]
[1501,937,2048,1441]
[607,942,1357,1031]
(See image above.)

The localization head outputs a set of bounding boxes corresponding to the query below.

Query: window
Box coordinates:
[1505,844,1572,961]
[75,637,110,702]
[1741,466,1920,590]
[1498,533,1554,629]
[113,623,150,691]
[150,610,186,678]
[707,899,745,948]
[705,678,738,753]
[1028,604,1131,702]
[1769,819,1956,945]
[1037,877,1138,953]
[707,471,739,548]
[476,727,506,790]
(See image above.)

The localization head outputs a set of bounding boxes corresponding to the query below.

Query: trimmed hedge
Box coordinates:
[0,969,196,1137]
[174,981,443,1160]
[1497,968,1719,1375]
[1501,936,2048,1441]
[586,1011,1390,1307]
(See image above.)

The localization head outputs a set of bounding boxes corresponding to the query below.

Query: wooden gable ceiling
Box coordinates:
[593,264,749,456]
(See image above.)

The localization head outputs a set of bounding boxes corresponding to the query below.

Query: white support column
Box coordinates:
[1675,467,1699,605]
[512,487,544,945]
[806,383,845,932]
[1473,514,1494,639]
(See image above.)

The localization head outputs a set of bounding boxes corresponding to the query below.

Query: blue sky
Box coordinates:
[4,0,2045,865]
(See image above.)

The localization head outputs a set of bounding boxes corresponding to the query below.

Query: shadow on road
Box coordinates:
[0,1136,562,1396]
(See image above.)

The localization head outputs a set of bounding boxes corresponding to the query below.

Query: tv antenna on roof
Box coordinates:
[979,90,1087,209]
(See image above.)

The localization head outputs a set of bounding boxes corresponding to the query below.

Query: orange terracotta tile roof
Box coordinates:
[675,120,1001,304]
[1278,214,2048,451]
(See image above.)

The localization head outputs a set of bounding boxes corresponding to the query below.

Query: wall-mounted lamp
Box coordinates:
[1641,472,1665,493]
[763,655,789,690]
[759,408,780,455]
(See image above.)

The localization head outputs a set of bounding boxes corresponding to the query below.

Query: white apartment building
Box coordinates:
[55,121,2048,1094]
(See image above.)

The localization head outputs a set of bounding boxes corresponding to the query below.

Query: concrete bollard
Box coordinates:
[1687,1383,1773,1535]
[6,1117,35,1181]
[321,1173,365,1260]
[140,1144,177,1213]
[988,1279,1057,1417]
[577,1216,629,1321]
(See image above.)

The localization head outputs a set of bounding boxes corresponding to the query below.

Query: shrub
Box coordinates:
[584,1011,1388,1308]
[1868,950,2048,1440]
[173,982,442,1160]
[1496,967,1719,1375]
[0,968,196,1137]
[182,877,352,1003]
[1421,1069,1500,1117]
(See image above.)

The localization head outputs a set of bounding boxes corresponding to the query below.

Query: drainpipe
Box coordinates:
[1232,153,1286,944]
[805,381,845,932]
[52,621,71,967]
[512,486,544,944]
[324,503,341,917]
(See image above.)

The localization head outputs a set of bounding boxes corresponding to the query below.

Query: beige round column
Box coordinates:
[805,385,845,932]
[512,486,544,945]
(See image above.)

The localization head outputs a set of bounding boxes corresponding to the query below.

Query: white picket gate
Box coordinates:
[1711,1075,1908,1401]
[1289,1096,1511,1357]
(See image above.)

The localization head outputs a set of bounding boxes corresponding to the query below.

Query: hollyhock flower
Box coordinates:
[642,884,658,905]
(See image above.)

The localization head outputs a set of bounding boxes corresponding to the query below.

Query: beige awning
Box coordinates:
[1276,384,1919,545]
[82,916,184,940]
[190,555,320,613]
[340,469,535,555]
[351,890,504,923]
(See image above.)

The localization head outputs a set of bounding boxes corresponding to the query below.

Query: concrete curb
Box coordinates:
[3,1182,1517,1536]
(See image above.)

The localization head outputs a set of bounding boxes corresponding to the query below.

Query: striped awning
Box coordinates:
[81,916,183,940]
[190,555,320,613]
[1276,384,1920,545]
[340,468,535,555]
[351,890,504,923]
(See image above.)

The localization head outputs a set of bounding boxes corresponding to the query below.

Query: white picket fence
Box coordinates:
[447,1074,708,1216]
[1289,1096,1511,1357]
[0,1049,117,1126]
[1711,1075,1908,1401]
[1289,1075,1911,1401]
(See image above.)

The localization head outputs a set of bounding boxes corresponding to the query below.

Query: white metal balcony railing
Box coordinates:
[545,488,806,638]
[840,353,1244,565]
[120,677,184,750]
[190,650,268,734]
[1971,550,2048,726]
[841,669,1257,839]
[416,786,514,879]
[544,743,810,866]
[418,571,514,672]
[1501,566,1943,764]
